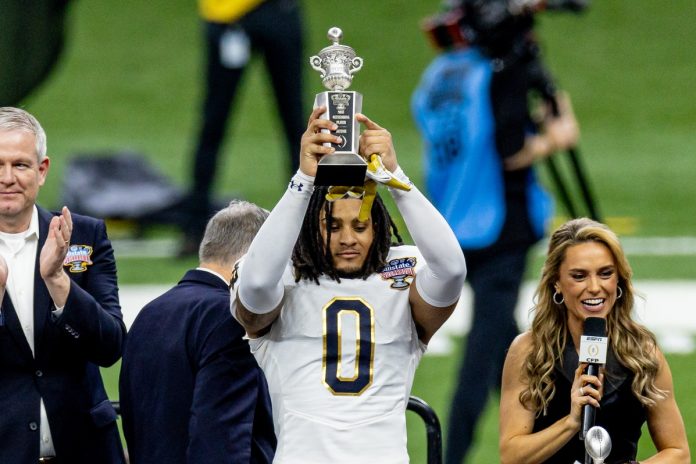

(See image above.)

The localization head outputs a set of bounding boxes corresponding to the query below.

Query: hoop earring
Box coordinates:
[553,291,564,305]
[617,286,623,299]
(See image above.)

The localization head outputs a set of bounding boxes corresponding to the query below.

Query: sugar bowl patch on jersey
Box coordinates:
[63,244,94,273]
[380,256,417,289]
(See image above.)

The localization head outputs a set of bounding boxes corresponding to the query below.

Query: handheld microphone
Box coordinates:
[578,317,607,441]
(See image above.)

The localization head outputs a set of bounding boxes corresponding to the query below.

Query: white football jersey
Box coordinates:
[245,245,427,464]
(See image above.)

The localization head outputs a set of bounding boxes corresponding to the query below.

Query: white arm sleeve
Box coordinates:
[388,167,466,307]
[237,171,315,314]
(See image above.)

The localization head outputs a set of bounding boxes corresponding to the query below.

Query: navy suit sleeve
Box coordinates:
[188,316,261,463]
[54,219,125,366]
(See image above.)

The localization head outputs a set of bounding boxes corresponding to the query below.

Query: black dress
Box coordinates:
[533,337,647,463]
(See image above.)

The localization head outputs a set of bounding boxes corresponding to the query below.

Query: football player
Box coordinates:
[233,107,467,463]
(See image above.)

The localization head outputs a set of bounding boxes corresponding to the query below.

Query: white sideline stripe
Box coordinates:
[112,237,696,258]
[118,280,696,355]
[112,239,179,257]
[621,237,696,256]
[119,284,171,329]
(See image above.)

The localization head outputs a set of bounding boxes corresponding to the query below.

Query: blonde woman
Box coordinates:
[499,218,690,463]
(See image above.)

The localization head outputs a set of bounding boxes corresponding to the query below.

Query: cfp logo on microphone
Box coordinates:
[579,335,608,364]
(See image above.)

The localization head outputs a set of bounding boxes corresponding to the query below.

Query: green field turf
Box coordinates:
[17,0,695,460]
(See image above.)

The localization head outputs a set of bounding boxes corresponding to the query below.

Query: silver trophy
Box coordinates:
[310,27,366,186]
[584,426,612,464]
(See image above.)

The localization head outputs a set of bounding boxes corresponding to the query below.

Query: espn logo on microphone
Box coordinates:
[579,335,608,364]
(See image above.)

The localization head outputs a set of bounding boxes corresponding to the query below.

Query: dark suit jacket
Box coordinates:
[0,206,126,463]
[120,269,276,464]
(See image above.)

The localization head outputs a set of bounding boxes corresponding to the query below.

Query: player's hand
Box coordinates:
[357,114,398,173]
[40,206,72,282]
[299,106,342,178]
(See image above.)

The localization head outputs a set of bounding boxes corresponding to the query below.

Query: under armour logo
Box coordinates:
[289,180,304,192]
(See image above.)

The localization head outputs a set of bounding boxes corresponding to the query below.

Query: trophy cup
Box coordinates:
[584,426,612,464]
[310,27,367,186]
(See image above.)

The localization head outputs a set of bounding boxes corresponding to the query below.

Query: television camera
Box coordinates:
[421,0,601,221]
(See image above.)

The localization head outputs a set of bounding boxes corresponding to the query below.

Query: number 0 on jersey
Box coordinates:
[322,297,375,395]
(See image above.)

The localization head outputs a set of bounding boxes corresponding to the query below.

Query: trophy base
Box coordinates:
[315,153,367,186]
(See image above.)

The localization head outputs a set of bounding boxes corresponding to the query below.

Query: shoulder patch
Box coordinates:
[63,245,94,273]
[380,256,417,289]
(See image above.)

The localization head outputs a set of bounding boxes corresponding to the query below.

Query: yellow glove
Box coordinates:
[325,185,364,202]
[324,183,375,222]
[357,180,378,222]
[365,154,411,191]
[325,155,410,222]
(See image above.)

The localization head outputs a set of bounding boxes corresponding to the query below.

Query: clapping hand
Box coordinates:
[39,206,73,308]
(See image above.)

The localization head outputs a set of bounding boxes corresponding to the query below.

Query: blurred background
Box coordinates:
[4,0,695,461]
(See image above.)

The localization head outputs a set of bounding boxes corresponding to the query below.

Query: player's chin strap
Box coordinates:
[325,154,411,222]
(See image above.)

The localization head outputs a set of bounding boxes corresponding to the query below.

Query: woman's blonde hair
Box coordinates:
[520,218,665,415]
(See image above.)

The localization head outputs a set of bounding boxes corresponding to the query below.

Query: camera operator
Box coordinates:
[413,1,584,462]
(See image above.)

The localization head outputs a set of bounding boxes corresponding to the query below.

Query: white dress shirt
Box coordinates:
[196,266,229,286]
[0,207,56,457]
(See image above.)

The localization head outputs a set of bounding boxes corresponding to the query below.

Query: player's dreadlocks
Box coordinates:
[292,186,403,284]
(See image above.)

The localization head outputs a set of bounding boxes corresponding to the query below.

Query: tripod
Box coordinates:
[526,52,602,222]
[545,145,601,221]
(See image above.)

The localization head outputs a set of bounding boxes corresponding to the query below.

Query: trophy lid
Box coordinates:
[316,26,357,58]
[328,27,342,44]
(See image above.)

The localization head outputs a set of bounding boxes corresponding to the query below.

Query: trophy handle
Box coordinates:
[349,57,363,75]
[310,56,326,78]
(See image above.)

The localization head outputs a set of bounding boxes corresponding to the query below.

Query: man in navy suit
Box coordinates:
[0,106,126,463]
[120,200,276,463]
